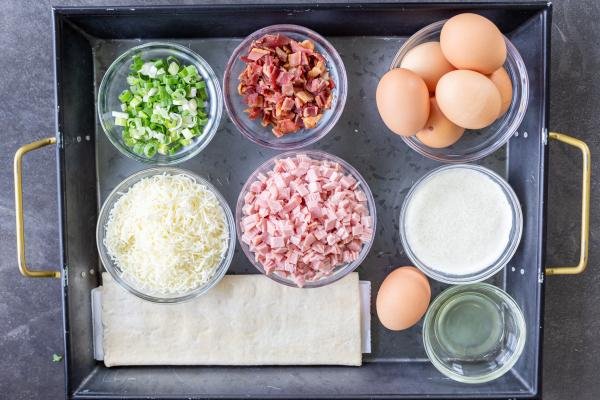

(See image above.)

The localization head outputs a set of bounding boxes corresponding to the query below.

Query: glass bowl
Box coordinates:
[390,20,529,163]
[98,42,223,165]
[423,283,526,383]
[399,164,522,284]
[236,150,376,288]
[96,167,235,303]
[223,24,347,150]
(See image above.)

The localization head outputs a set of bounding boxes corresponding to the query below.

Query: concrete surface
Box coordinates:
[0,0,598,399]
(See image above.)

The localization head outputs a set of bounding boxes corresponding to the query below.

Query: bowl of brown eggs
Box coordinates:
[377,13,529,163]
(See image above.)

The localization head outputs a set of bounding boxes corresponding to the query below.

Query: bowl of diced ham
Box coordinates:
[223,24,348,150]
[236,150,376,288]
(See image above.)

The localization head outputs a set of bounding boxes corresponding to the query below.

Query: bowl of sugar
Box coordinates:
[399,164,522,284]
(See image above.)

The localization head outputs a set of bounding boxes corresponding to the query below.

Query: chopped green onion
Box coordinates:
[168,62,180,75]
[112,54,209,157]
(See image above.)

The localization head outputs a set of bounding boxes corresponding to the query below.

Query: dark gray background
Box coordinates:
[1,0,597,399]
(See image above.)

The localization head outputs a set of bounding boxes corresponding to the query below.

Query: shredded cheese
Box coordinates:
[104,174,229,295]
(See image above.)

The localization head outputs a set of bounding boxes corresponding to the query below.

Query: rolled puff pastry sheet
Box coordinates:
[101,272,362,367]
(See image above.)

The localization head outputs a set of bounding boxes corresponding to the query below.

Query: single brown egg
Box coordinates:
[376,266,431,331]
[376,68,430,137]
[400,41,455,92]
[436,70,502,129]
[440,13,507,74]
[416,98,465,148]
[488,67,513,116]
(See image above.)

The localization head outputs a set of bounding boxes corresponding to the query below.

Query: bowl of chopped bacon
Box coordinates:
[236,150,376,288]
[223,25,348,149]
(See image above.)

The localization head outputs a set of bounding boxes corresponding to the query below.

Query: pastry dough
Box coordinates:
[102,272,361,367]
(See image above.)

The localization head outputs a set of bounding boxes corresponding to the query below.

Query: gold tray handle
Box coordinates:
[13,137,61,279]
[546,132,591,276]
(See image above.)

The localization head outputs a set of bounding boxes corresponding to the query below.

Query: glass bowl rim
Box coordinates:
[222,24,348,150]
[96,166,236,303]
[390,19,530,163]
[235,149,377,288]
[399,164,523,284]
[422,282,527,384]
[97,41,223,165]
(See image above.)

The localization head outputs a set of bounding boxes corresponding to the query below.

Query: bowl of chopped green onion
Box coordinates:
[98,42,223,164]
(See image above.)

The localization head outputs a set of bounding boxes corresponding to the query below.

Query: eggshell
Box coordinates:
[376,68,430,136]
[376,266,431,331]
[416,98,465,148]
[400,42,455,92]
[436,70,502,129]
[488,67,513,116]
[440,13,507,74]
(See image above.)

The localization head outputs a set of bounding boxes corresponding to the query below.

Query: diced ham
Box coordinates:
[306,168,319,182]
[308,181,321,193]
[355,190,367,202]
[241,155,373,287]
[268,236,285,248]
[340,175,356,189]
[324,218,336,231]
[314,229,327,241]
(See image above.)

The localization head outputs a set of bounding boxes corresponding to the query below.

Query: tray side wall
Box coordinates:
[504,7,551,397]
[54,11,100,397]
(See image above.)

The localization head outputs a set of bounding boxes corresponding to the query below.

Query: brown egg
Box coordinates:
[376,68,430,136]
[400,42,455,92]
[488,67,513,116]
[436,70,502,129]
[376,266,431,331]
[416,98,465,148]
[440,13,507,74]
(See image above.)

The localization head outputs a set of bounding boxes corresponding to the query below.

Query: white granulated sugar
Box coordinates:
[405,168,513,275]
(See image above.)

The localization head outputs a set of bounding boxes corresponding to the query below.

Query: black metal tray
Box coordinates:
[52,2,550,399]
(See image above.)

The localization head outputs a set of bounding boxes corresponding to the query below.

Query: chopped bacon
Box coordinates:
[245,107,261,120]
[275,47,288,61]
[295,89,314,103]
[303,115,322,129]
[306,78,329,95]
[238,33,334,137]
[256,33,291,48]
[308,60,326,79]
[281,82,294,97]
[288,52,302,67]
[303,106,319,117]
[290,39,313,54]
[247,47,271,61]
[281,97,295,111]
[276,71,293,86]
[273,118,297,137]
[245,93,264,108]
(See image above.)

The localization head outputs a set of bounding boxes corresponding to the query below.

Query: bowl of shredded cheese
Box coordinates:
[97,167,235,303]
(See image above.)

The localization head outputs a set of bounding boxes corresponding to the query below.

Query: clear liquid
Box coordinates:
[434,292,505,361]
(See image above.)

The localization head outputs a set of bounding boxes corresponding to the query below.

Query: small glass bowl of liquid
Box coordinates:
[422,283,526,384]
